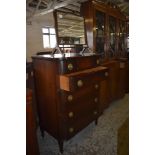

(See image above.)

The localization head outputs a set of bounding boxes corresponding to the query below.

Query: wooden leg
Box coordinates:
[58,140,64,154]
[40,128,45,138]
[95,119,98,125]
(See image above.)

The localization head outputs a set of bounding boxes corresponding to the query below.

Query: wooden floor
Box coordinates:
[117,117,129,155]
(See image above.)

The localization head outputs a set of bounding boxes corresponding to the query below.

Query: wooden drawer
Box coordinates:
[64,111,99,140]
[59,59,77,74]
[76,56,100,70]
[58,56,100,74]
[59,66,109,92]
[60,84,100,106]
[60,92,99,117]
[61,100,98,122]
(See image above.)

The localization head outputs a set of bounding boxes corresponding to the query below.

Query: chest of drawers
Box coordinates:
[32,53,109,153]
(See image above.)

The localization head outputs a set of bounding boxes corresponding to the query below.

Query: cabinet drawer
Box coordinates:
[59,60,77,74]
[58,56,101,74]
[64,111,99,140]
[60,84,100,105]
[76,56,100,70]
[59,66,109,92]
[60,93,99,118]
[61,100,98,122]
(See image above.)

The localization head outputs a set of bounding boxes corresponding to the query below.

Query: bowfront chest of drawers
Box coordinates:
[32,53,109,153]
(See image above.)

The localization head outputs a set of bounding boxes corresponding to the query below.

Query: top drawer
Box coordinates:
[59,66,109,92]
[58,56,100,74]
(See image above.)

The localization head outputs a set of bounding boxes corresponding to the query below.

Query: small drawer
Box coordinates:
[59,66,108,92]
[65,110,99,139]
[60,92,99,115]
[76,56,100,71]
[59,60,77,74]
[60,83,100,107]
[59,88,100,117]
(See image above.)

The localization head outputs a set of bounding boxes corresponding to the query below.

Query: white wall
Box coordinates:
[26,12,55,62]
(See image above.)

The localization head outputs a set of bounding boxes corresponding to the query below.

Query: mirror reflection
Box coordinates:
[56,11,86,45]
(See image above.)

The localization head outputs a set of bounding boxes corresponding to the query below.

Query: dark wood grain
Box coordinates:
[26,89,39,155]
[33,59,59,139]
[102,60,120,102]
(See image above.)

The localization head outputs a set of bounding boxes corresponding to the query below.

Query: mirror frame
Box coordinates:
[54,10,87,49]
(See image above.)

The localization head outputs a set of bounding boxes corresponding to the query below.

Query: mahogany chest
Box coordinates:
[32,53,109,153]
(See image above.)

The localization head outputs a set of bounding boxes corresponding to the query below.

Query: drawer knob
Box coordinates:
[96,59,100,65]
[94,84,99,89]
[105,72,108,76]
[94,97,98,103]
[69,127,74,133]
[68,63,73,71]
[68,95,73,102]
[68,112,74,118]
[77,80,83,87]
[94,111,98,115]
[120,62,125,68]
[31,71,33,76]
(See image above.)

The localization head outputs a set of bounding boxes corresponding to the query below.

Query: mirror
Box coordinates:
[55,11,86,48]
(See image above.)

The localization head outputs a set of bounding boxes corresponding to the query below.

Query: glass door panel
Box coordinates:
[109,16,116,57]
[95,10,105,54]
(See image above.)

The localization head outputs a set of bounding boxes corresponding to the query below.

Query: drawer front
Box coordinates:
[62,100,98,122]
[59,60,77,74]
[60,92,99,118]
[59,67,109,92]
[63,110,99,140]
[58,56,101,74]
[76,56,100,71]
[60,84,100,105]
[70,73,105,92]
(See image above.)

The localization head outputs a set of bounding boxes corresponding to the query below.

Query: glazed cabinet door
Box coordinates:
[95,10,106,54]
[109,16,117,58]
[118,20,127,57]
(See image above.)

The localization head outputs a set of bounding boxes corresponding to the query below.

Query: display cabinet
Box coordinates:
[81,0,128,58]
[81,0,129,102]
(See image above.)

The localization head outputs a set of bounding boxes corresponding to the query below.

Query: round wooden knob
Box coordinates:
[105,72,108,76]
[96,59,100,65]
[120,62,125,68]
[68,63,73,71]
[94,97,98,103]
[69,127,74,133]
[93,111,98,115]
[68,112,74,118]
[67,95,73,102]
[94,84,99,89]
[77,80,83,87]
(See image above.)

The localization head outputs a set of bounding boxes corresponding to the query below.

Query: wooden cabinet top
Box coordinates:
[32,53,103,61]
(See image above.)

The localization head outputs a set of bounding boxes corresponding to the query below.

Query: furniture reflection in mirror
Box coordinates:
[95,10,105,54]
[118,20,127,57]
[55,11,86,53]
[59,44,84,53]
[109,16,116,57]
